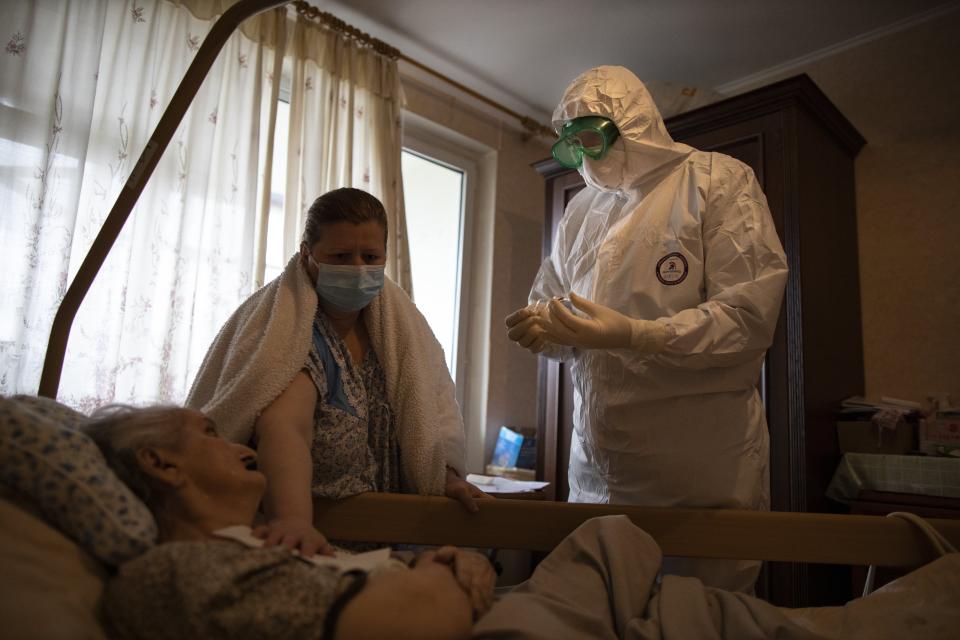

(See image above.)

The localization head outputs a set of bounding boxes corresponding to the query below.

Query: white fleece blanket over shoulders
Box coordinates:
[186,254,465,495]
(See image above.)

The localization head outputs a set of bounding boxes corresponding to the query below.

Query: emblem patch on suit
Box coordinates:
[656,252,688,285]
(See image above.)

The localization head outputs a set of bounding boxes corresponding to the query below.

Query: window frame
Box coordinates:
[401,122,478,411]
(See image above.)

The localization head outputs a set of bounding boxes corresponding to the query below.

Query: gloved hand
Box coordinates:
[505,301,551,354]
[544,292,671,353]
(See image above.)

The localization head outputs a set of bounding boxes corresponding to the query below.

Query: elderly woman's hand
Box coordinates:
[445,466,491,513]
[421,546,496,620]
[253,516,334,558]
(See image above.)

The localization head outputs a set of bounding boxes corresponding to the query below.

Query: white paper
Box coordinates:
[213,525,391,572]
[467,474,549,494]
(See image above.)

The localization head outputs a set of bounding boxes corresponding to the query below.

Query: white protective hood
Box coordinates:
[552,66,693,192]
[533,66,789,593]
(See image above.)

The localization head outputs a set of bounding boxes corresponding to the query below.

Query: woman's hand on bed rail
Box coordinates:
[252,516,334,557]
[445,466,493,513]
[420,546,497,620]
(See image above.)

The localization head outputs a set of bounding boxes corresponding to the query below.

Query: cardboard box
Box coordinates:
[515,429,537,470]
[484,465,536,481]
[919,417,960,456]
[837,420,915,455]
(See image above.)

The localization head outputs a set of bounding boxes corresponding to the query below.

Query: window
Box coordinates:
[401,149,465,375]
[401,124,480,401]
[263,100,290,284]
[402,119,492,473]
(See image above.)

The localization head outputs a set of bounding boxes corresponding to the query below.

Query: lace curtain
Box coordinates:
[0,0,406,410]
[283,14,411,293]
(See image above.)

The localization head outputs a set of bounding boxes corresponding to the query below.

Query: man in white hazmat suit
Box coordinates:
[506,66,788,592]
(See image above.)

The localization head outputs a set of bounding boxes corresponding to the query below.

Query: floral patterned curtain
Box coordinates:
[283,14,411,295]
[0,0,284,410]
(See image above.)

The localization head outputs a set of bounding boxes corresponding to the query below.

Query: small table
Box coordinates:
[827,453,960,594]
[826,453,960,504]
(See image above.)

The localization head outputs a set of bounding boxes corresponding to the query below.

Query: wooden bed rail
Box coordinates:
[314,493,960,568]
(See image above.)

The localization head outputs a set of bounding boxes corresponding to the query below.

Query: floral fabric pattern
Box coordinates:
[0,394,157,565]
[5,31,25,56]
[103,540,346,640]
[303,309,400,499]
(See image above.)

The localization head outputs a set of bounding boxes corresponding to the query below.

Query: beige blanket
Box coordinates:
[473,515,960,640]
[186,254,465,494]
[781,553,960,639]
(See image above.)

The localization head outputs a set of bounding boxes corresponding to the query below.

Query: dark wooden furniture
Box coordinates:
[532,74,865,607]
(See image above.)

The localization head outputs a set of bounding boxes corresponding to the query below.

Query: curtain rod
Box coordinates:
[291,0,554,139]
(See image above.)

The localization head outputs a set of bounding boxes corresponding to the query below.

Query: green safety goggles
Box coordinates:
[551,116,620,169]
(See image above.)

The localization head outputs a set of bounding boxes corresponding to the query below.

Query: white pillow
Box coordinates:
[0,395,157,565]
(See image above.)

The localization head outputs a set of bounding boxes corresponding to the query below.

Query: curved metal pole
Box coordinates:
[38,0,288,398]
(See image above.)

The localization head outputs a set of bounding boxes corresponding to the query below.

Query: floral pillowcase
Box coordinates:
[0,395,157,565]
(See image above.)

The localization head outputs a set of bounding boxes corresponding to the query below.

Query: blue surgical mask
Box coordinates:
[313,261,385,311]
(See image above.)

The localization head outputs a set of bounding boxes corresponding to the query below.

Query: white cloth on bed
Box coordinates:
[186,254,465,494]
[213,525,392,573]
[473,515,825,639]
[473,515,960,640]
[780,553,960,639]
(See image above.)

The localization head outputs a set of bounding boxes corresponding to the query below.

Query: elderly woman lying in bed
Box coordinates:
[186,188,485,556]
[85,404,960,640]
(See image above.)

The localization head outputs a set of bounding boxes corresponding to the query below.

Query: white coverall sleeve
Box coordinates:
[652,161,788,370]
[529,223,577,362]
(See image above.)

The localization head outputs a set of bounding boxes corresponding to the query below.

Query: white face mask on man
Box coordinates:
[579,141,627,193]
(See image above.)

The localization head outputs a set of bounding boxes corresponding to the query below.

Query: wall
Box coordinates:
[400,74,550,472]
[728,10,960,404]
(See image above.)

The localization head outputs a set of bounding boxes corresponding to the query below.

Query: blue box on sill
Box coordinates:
[491,426,524,468]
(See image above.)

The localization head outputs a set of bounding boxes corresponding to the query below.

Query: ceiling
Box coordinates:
[318,0,955,124]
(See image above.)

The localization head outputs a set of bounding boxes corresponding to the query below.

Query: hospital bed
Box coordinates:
[17,1,957,635]
[3,483,956,640]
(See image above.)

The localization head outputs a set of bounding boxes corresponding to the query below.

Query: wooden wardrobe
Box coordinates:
[532,74,866,607]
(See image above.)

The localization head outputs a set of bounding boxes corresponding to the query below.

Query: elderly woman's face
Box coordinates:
[307,220,387,268]
[173,410,265,498]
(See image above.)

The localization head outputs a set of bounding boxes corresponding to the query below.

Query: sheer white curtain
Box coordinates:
[283,14,411,294]
[0,0,283,411]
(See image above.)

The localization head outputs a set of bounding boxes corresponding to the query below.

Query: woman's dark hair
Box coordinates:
[301,188,388,247]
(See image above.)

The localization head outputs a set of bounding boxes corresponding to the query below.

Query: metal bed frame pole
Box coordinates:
[38,0,289,398]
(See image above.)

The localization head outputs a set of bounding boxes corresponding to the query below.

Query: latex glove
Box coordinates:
[544,292,671,353]
[504,301,551,354]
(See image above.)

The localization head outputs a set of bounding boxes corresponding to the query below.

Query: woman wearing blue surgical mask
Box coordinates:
[187,188,485,557]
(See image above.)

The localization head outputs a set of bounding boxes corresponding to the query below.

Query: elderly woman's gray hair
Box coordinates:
[83,404,188,505]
